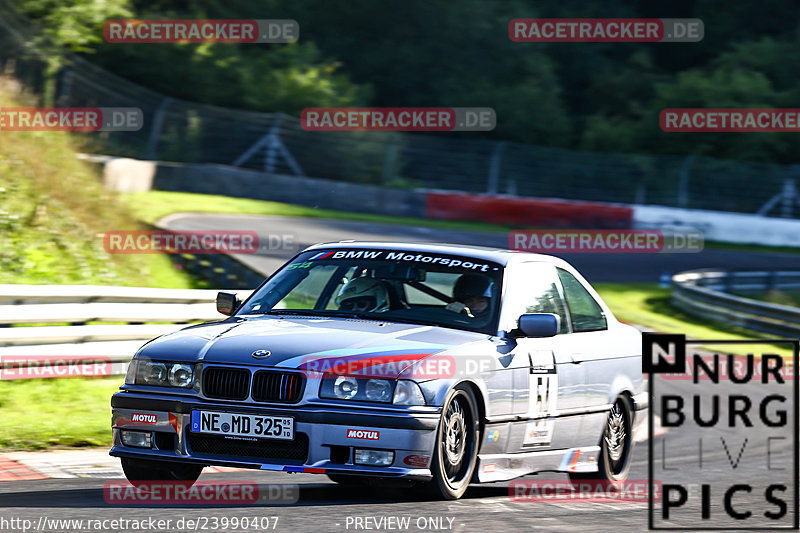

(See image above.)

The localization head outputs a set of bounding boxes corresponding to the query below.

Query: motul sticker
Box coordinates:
[346,429,380,440]
[131,413,158,424]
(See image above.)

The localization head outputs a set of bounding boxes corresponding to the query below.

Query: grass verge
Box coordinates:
[0,84,198,288]
[596,283,795,359]
[0,377,121,449]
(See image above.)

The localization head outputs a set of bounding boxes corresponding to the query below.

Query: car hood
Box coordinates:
[138,315,484,377]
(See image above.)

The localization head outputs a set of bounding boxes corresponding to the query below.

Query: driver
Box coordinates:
[335,277,391,313]
[452,274,494,318]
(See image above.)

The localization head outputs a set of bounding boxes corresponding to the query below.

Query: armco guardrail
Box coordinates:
[0,285,253,379]
[671,270,800,337]
[0,285,252,348]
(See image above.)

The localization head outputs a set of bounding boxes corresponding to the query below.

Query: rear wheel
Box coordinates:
[569,397,633,488]
[121,457,204,488]
[422,385,480,500]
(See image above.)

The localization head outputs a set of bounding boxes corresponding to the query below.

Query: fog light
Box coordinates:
[121,430,152,448]
[354,449,394,466]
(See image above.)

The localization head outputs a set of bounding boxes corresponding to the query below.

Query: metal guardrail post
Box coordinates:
[145,97,173,160]
[486,141,505,195]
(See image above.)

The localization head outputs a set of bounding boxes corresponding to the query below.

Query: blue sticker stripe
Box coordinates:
[282,466,304,472]
[310,251,334,260]
[260,464,284,471]
[559,450,576,470]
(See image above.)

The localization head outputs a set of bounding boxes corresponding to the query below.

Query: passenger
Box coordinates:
[452,274,494,318]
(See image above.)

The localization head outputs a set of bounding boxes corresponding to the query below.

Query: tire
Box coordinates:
[569,396,633,489]
[121,457,204,488]
[422,385,480,500]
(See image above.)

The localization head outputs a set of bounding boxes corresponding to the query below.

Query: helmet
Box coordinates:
[335,277,390,313]
[453,274,493,301]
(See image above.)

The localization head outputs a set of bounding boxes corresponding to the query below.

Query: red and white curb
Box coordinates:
[0,449,247,481]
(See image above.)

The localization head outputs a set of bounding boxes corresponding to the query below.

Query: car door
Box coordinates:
[554,267,620,439]
[501,261,585,450]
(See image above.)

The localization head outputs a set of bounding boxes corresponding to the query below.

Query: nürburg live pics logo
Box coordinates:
[644,333,799,530]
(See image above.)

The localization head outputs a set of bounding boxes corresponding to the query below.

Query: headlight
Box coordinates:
[320,376,425,405]
[365,379,393,402]
[132,360,197,388]
[333,376,359,399]
[124,359,138,385]
[321,375,393,403]
[169,364,194,388]
[142,362,168,385]
[393,380,426,405]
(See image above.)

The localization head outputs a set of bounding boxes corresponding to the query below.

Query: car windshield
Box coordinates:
[237,248,504,334]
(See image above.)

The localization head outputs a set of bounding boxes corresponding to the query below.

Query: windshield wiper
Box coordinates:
[256,309,376,320]
[252,310,463,329]
[256,309,393,322]
[255,309,322,316]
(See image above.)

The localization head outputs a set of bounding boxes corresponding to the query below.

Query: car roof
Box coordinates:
[303,241,568,268]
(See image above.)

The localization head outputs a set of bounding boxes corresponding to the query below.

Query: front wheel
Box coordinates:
[422,385,480,500]
[121,457,204,488]
[569,396,633,488]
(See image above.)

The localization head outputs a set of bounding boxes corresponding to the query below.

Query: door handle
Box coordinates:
[570,353,584,364]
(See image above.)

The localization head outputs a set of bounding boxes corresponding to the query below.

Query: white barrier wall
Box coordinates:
[633,205,800,247]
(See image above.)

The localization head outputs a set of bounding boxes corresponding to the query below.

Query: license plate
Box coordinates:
[191,411,293,440]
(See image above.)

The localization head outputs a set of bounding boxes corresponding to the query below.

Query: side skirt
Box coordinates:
[474,445,600,483]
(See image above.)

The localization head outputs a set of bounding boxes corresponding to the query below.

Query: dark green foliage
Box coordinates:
[12,0,800,162]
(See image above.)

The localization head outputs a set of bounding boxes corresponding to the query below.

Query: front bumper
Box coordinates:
[110,391,440,480]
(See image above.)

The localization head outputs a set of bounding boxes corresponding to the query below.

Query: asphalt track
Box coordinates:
[2,214,797,532]
[160,213,800,281]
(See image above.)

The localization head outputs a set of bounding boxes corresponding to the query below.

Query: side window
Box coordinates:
[508,263,570,334]
[323,266,360,309]
[556,268,607,332]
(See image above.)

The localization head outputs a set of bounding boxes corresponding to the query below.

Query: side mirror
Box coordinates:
[216,292,241,316]
[517,313,559,338]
